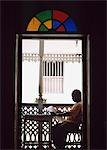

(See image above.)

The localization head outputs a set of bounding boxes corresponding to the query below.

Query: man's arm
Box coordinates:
[62,102,81,123]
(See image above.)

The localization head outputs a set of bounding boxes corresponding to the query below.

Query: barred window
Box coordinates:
[43,61,63,76]
[43,61,64,93]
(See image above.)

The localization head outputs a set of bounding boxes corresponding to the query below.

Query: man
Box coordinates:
[52,89,83,149]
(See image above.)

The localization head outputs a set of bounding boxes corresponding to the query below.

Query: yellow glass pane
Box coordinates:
[27,17,41,31]
[44,20,52,29]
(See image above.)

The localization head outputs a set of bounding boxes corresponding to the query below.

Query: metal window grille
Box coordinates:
[43,61,64,94]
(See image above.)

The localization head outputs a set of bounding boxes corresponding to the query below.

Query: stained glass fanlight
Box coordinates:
[27,10,77,32]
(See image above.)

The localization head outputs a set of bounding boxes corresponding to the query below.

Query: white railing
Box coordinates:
[43,76,63,93]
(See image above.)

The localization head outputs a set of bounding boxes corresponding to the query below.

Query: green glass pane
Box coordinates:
[39,24,48,31]
[36,10,52,23]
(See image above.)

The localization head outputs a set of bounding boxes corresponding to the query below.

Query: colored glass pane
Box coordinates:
[52,20,61,29]
[39,24,48,31]
[56,25,65,32]
[26,10,77,32]
[36,10,52,23]
[64,18,77,32]
[53,10,69,23]
[44,20,52,29]
[27,17,41,31]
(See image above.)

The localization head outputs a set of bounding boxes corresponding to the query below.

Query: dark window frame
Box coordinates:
[14,33,90,150]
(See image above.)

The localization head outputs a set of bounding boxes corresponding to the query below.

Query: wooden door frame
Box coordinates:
[14,33,90,150]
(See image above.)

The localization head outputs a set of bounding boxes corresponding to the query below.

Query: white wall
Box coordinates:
[63,62,82,103]
[22,61,39,103]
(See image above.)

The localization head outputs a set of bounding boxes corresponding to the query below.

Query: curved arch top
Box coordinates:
[27,10,77,32]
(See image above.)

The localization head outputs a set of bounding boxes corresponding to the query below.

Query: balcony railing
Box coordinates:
[21,103,82,149]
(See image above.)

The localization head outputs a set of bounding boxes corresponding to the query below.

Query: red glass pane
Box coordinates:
[53,10,69,23]
[56,25,65,32]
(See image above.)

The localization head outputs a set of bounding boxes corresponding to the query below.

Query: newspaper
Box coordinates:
[47,106,65,123]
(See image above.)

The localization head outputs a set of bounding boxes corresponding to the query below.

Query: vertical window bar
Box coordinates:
[48,62,49,93]
[60,61,61,93]
[60,61,62,77]
[56,61,57,76]
[43,61,45,93]
[62,61,63,92]
[52,62,53,93]
[43,61,44,93]
[53,62,55,93]
[53,63,55,76]
[57,61,59,76]
[55,61,56,76]
[59,62,60,76]
[46,61,48,92]
[49,62,50,93]
[44,61,46,93]
[45,61,46,76]
[58,61,59,93]
[56,61,58,93]
[55,61,57,93]
[50,62,52,76]
[50,62,52,93]
[48,62,49,76]
[62,61,63,76]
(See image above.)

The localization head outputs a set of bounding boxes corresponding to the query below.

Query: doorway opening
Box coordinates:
[14,34,90,149]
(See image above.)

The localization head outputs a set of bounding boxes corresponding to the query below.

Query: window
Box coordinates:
[43,61,64,93]
[27,10,77,32]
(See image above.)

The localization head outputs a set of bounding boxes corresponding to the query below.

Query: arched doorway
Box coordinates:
[14,34,90,149]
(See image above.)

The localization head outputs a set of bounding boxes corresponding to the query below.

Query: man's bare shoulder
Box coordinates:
[71,102,82,110]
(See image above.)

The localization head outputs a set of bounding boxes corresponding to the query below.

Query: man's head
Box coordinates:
[72,89,81,103]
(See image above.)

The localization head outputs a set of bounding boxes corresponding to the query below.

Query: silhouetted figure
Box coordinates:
[52,89,83,149]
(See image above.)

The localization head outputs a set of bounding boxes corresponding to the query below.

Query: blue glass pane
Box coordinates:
[53,20,61,29]
[64,18,77,32]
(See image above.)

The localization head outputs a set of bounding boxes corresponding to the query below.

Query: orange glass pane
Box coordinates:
[27,17,41,31]
[44,20,52,29]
